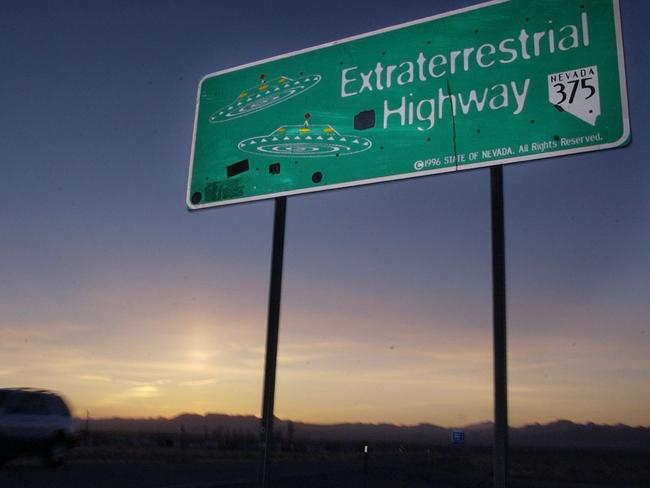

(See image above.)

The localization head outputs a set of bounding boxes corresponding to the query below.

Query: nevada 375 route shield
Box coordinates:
[187,0,629,209]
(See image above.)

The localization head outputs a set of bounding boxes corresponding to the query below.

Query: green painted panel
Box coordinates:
[187,0,629,209]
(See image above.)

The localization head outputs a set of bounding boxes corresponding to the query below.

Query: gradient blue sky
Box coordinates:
[0,0,648,427]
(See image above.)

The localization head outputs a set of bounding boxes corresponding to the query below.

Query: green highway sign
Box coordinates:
[187,0,629,209]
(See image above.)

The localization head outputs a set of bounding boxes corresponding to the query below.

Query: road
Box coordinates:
[2,457,641,487]
[0,458,454,488]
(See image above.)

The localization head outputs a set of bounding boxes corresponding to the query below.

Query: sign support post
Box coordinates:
[490,166,509,488]
[259,196,287,488]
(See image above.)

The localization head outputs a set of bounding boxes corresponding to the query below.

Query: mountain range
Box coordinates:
[76,414,650,450]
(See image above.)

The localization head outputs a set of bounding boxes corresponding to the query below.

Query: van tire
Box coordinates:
[43,438,67,467]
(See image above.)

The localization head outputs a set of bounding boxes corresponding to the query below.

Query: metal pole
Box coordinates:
[490,166,509,488]
[259,196,287,488]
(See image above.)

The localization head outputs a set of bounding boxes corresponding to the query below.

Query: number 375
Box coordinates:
[553,78,596,104]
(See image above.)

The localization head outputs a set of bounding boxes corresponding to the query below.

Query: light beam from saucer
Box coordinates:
[237,116,372,158]
[209,74,321,124]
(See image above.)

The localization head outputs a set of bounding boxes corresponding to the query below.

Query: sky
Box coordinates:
[0,0,648,428]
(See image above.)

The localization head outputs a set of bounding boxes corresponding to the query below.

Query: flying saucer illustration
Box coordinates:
[209,73,321,123]
[237,113,372,157]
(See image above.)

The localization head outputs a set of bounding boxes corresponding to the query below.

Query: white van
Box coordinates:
[0,388,75,466]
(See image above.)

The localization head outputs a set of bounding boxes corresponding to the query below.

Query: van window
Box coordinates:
[12,393,50,415]
[48,396,71,417]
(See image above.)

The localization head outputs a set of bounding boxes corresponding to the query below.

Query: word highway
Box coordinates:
[339,10,591,131]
